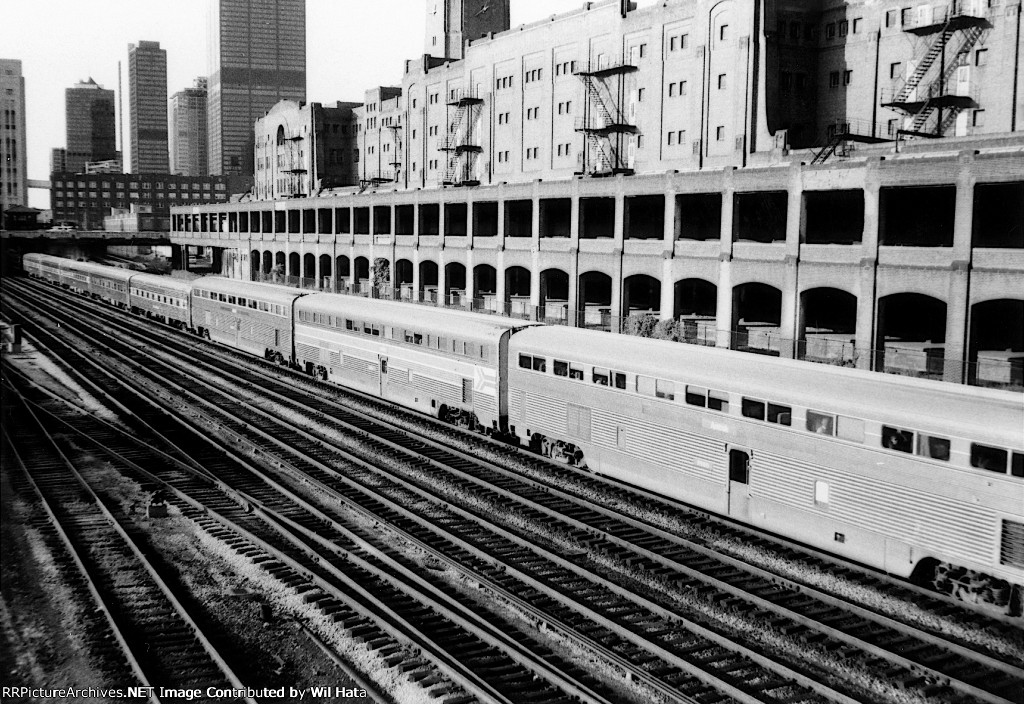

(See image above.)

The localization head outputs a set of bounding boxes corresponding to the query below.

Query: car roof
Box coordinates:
[130,273,193,293]
[192,276,310,305]
[297,293,542,340]
[63,259,135,281]
[511,325,1023,447]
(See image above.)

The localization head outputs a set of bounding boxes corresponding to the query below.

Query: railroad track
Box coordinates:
[5,277,1024,704]
[0,379,253,704]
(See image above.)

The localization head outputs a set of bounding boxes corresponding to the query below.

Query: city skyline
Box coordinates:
[5,0,584,207]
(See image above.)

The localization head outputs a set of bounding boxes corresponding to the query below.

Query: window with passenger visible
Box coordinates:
[592,367,609,386]
[554,360,569,377]
[881,426,913,453]
[917,434,950,461]
[971,443,1007,473]
[532,356,546,373]
[806,410,835,435]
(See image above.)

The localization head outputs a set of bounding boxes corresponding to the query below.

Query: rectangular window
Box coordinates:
[917,434,951,461]
[973,109,985,127]
[716,126,725,140]
[685,385,706,407]
[971,443,1008,473]
[843,69,853,85]
[882,425,914,453]
[569,364,583,380]
[975,48,988,66]
[890,62,901,79]
[1012,453,1024,478]
[554,360,569,377]
[806,410,835,435]
[767,403,792,426]
[592,367,609,386]
[636,375,656,396]
[532,356,547,372]
[742,398,766,420]
[886,9,897,27]
[830,71,840,88]
[655,379,675,400]
[717,73,727,89]
[826,22,836,39]
[838,20,848,36]
[519,354,532,369]
[853,18,861,33]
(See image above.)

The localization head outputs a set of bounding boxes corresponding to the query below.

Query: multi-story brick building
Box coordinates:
[253,100,361,199]
[1,59,28,214]
[173,0,1024,389]
[53,171,233,230]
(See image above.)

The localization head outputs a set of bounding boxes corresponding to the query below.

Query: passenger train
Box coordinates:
[20,253,1024,615]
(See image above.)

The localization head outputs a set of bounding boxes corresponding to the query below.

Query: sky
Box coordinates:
[5,0,586,207]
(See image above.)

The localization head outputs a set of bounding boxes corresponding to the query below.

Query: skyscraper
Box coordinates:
[1,59,28,211]
[128,40,169,173]
[65,78,118,173]
[170,77,209,176]
[207,0,306,189]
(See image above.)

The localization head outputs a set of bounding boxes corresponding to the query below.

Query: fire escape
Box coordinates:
[280,134,307,197]
[881,2,990,140]
[574,57,638,176]
[439,90,484,187]
[387,121,403,185]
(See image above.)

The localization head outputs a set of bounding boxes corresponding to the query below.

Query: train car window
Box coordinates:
[767,404,791,426]
[656,379,675,400]
[533,356,547,373]
[836,416,864,442]
[593,367,610,386]
[1011,453,1023,478]
[685,386,707,406]
[466,342,477,357]
[363,323,372,334]
[806,411,835,435]
[637,375,656,396]
[229,296,237,305]
[479,345,489,361]
[971,443,1008,473]
[238,298,247,306]
[881,426,914,454]
[249,301,257,309]
[742,398,766,420]
[414,333,424,345]
[346,319,354,330]
[708,391,729,412]
[917,434,950,461]
[554,360,569,377]
[370,326,381,337]
[612,372,627,390]
[438,336,448,350]
[519,354,532,369]
[569,365,583,380]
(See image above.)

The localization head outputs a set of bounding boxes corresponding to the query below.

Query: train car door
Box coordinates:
[727,448,751,520]
[379,356,389,398]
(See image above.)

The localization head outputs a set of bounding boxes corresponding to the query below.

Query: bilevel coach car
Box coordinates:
[189,276,306,363]
[293,293,540,432]
[18,253,1024,613]
[129,273,192,329]
[509,325,1024,610]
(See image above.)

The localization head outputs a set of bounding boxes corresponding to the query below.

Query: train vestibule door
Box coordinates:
[379,356,389,397]
[727,448,751,520]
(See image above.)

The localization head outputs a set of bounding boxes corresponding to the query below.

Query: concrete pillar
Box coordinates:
[944,151,976,383]
[412,247,421,302]
[437,248,447,307]
[716,169,736,348]
[659,187,677,321]
[497,249,507,313]
[569,192,581,326]
[856,158,882,370]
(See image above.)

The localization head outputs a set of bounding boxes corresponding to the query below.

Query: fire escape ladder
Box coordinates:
[440,92,483,186]
[574,59,638,177]
[896,28,953,103]
[387,123,403,183]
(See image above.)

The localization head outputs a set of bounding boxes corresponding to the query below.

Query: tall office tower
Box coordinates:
[425,0,510,60]
[50,148,68,174]
[128,40,169,173]
[65,78,118,173]
[1,59,28,211]
[169,77,209,176]
[207,0,306,189]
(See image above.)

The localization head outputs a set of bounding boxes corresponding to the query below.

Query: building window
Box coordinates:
[830,71,841,88]
[843,70,853,85]
[637,87,645,101]
[719,24,729,41]
[900,7,911,25]
[838,20,848,36]
[716,126,725,141]
[890,62,901,79]
[973,109,985,127]
[826,23,836,39]
[976,48,988,66]
[718,73,727,89]
[853,18,862,33]
[888,118,899,136]
[886,9,897,27]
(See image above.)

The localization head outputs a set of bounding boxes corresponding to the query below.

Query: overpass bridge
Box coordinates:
[0,229,171,245]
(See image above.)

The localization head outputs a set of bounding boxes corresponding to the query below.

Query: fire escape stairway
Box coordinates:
[575,68,636,175]
[441,100,481,186]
